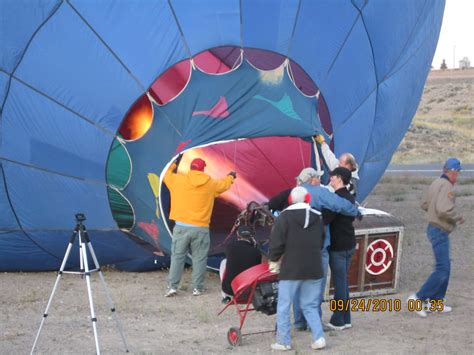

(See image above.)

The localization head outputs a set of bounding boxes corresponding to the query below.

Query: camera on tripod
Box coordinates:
[32,212,129,353]
[75,213,86,223]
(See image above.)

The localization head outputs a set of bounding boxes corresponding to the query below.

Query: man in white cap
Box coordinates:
[408,157,464,317]
[267,167,359,331]
[269,186,326,351]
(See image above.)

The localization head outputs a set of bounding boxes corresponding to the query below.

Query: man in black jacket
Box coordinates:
[322,167,356,330]
[269,186,326,351]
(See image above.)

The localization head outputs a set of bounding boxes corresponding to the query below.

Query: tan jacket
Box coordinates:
[420,176,462,233]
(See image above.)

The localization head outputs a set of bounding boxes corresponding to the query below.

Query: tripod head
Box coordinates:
[73,213,89,242]
[75,213,87,230]
[75,213,86,223]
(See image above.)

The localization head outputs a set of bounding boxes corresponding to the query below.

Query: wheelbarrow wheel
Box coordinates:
[227,327,242,346]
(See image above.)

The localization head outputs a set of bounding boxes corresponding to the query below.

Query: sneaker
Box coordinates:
[165,288,177,297]
[222,296,231,304]
[344,323,352,329]
[311,337,326,350]
[427,302,452,313]
[407,293,427,318]
[192,288,204,296]
[326,322,345,331]
[440,304,452,313]
[425,299,452,313]
[271,343,292,351]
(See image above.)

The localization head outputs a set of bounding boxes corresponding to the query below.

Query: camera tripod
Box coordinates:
[31,214,129,354]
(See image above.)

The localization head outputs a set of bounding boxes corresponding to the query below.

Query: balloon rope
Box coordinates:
[287,60,295,83]
[312,137,323,175]
[233,141,244,209]
[221,145,229,165]
[167,0,193,60]
[232,49,244,69]
[285,0,303,59]
[298,138,305,169]
[239,0,244,49]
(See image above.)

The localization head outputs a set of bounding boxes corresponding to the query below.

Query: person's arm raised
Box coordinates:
[320,140,339,171]
[214,171,236,194]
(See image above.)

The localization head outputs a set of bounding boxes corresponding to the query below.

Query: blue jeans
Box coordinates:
[276,279,324,346]
[293,246,329,329]
[417,224,451,301]
[329,248,355,326]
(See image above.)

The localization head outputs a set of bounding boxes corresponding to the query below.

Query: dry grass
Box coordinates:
[379,175,432,185]
[457,189,474,197]
[375,175,473,200]
[392,69,474,164]
[458,177,474,185]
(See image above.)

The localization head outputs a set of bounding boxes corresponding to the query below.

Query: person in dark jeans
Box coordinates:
[220,225,262,301]
[323,167,356,330]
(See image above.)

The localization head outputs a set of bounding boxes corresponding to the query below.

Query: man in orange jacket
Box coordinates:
[163,155,235,297]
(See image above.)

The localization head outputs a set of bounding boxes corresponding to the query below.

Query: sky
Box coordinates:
[432,0,474,69]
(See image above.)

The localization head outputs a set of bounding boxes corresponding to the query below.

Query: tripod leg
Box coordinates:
[79,230,101,355]
[85,235,130,352]
[31,231,77,354]
[79,233,84,277]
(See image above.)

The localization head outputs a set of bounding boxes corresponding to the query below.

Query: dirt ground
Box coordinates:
[1,175,473,354]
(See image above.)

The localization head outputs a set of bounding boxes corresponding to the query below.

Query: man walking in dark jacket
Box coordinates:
[269,186,326,351]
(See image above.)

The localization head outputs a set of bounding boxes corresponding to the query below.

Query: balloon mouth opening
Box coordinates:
[158,136,315,255]
[108,45,334,254]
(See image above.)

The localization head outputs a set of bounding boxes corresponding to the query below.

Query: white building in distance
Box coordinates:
[459,57,471,69]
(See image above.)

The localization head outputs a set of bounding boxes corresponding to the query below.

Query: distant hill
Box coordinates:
[391,68,473,164]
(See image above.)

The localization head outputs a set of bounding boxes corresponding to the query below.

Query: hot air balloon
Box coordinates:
[0,0,445,271]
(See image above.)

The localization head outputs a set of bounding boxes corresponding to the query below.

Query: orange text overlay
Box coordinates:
[329,299,402,312]
[329,298,445,312]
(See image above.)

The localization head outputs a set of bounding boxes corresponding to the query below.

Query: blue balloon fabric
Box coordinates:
[0,0,444,271]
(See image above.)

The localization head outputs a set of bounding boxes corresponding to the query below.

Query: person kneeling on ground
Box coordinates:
[269,186,326,351]
[220,225,262,303]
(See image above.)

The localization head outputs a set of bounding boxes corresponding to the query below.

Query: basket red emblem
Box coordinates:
[365,239,394,275]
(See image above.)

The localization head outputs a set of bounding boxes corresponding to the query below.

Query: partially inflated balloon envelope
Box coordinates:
[0,0,445,271]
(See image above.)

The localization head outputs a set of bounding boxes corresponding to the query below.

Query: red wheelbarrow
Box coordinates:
[218,263,278,346]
